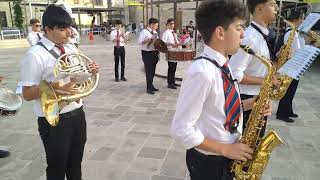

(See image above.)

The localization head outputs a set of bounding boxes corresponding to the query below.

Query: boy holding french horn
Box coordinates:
[20,5,99,180]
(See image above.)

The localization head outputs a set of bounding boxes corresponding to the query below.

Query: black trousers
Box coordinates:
[38,107,87,180]
[141,50,159,90]
[114,46,126,79]
[167,61,177,85]
[186,148,234,180]
[240,94,267,138]
[276,79,299,117]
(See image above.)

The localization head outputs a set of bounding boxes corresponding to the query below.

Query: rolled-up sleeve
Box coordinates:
[27,34,37,46]
[138,30,146,45]
[20,52,42,87]
[110,31,116,41]
[229,37,254,82]
[171,70,211,149]
[161,31,169,43]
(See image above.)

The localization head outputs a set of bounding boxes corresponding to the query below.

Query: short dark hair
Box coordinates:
[42,4,73,30]
[196,0,247,44]
[30,18,40,25]
[288,9,304,21]
[166,18,174,25]
[115,20,122,25]
[247,0,269,14]
[148,18,158,25]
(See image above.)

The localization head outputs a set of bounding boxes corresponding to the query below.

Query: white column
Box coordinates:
[29,2,33,19]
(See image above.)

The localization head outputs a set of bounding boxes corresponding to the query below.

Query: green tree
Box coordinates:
[13,0,23,28]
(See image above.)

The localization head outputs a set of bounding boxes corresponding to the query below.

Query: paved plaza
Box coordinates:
[0,36,319,180]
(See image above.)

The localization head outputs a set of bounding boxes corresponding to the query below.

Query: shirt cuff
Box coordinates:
[20,81,38,87]
[173,127,205,150]
[234,72,244,83]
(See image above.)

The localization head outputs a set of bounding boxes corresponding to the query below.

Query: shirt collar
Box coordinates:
[203,45,228,66]
[40,35,57,51]
[147,27,156,34]
[251,21,269,36]
[166,29,174,33]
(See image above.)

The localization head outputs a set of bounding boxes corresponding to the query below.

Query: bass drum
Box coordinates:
[166,48,196,62]
[0,87,23,116]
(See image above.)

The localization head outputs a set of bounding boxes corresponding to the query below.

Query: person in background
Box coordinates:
[110,20,127,82]
[186,20,195,39]
[162,18,182,89]
[138,18,160,95]
[27,18,43,46]
[70,24,80,48]
[276,9,306,123]
[229,0,279,136]
[180,30,192,48]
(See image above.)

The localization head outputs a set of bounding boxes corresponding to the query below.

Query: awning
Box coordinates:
[71,7,123,14]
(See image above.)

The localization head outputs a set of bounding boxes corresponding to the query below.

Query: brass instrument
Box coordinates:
[40,50,99,126]
[301,30,320,45]
[231,45,283,180]
[0,79,23,116]
[270,16,297,100]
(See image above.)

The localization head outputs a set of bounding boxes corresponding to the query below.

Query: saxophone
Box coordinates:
[270,16,296,100]
[39,47,99,126]
[231,45,283,180]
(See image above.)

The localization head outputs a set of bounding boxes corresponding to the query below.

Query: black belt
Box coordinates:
[142,50,157,53]
[39,106,83,120]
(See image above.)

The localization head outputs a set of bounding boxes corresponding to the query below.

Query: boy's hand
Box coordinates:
[89,61,99,73]
[263,100,272,116]
[221,143,253,162]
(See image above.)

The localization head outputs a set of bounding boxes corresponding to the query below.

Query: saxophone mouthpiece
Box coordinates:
[240,45,256,56]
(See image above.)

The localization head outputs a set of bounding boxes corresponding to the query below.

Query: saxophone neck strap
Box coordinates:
[194,56,236,85]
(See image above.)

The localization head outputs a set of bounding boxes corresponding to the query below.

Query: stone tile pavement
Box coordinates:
[0,36,319,180]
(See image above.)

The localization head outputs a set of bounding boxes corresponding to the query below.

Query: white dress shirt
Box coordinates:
[27,31,43,46]
[161,29,179,48]
[110,29,125,47]
[229,21,271,96]
[20,36,83,117]
[138,27,159,51]
[284,28,305,52]
[171,45,243,155]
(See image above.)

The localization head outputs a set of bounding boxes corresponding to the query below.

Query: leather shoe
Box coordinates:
[276,116,295,123]
[289,113,299,118]
[167,84,177,89]
[147,90,155,95]
[115,78,119,82]
[152,87,159,91]
[0,150,10,158]
[121,77,127,81]
[173,83,181,87]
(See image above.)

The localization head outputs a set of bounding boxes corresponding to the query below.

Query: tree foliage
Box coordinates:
[13,0,23,28]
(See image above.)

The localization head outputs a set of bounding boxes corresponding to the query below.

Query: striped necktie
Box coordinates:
[221,63,241,133]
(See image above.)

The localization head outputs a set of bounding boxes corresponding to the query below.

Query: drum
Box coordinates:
[167,48,196,62]
[0,87,23,116]
[154,39,168,53]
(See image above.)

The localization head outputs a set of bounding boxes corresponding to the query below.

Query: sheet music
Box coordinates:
[278,45,320,80]
[298,13,320,33]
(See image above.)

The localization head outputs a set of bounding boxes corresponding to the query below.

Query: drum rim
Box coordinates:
[167,48,196,52]
[0,89,23,110]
